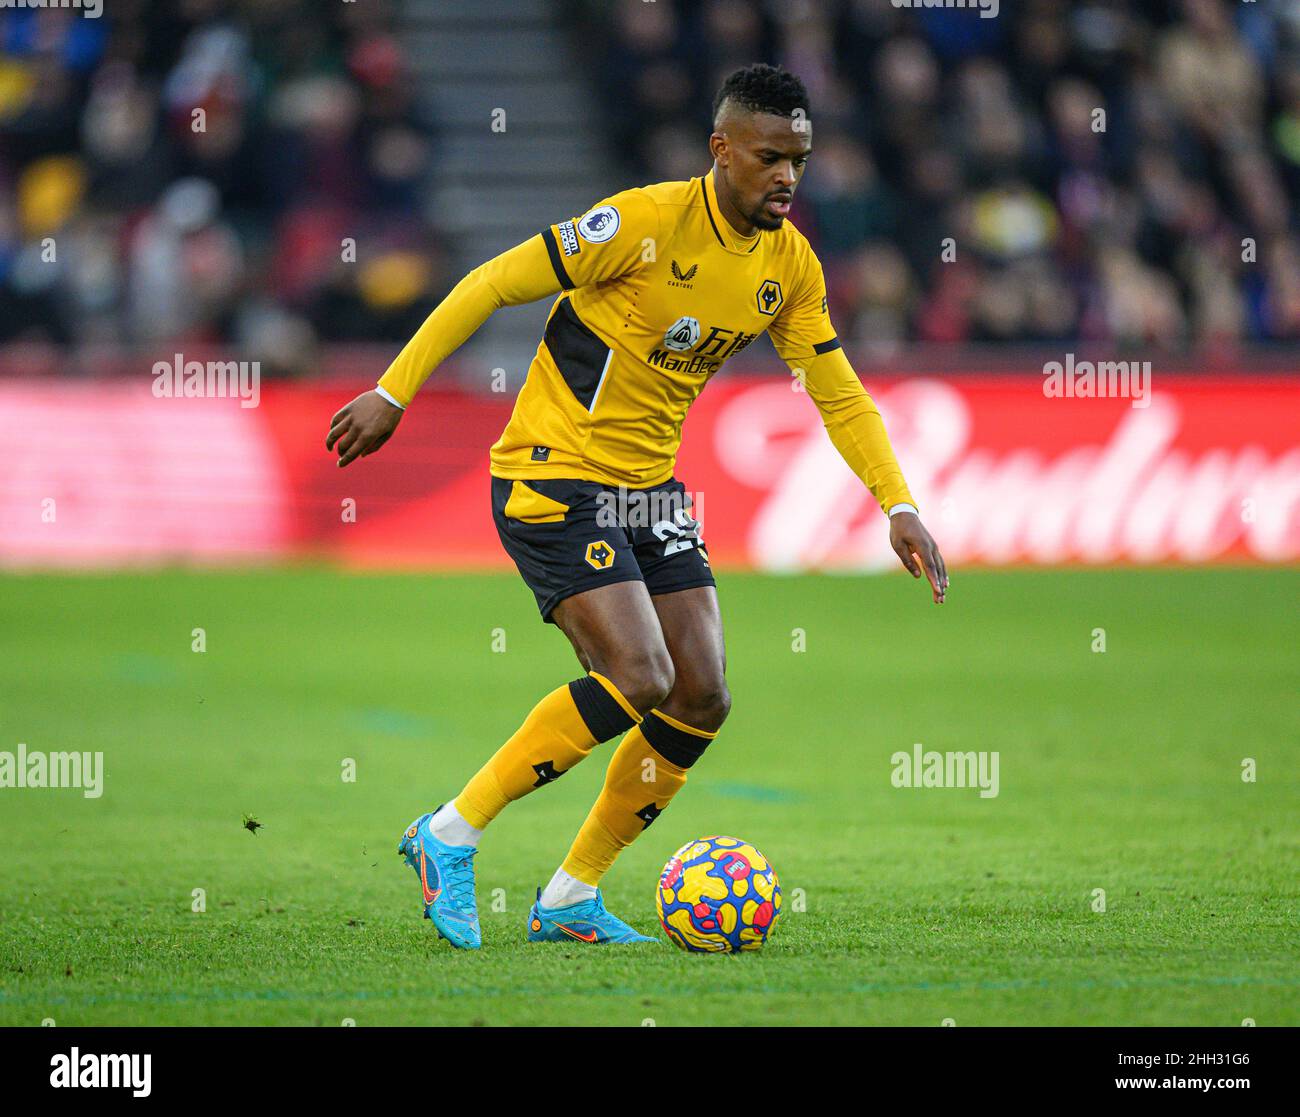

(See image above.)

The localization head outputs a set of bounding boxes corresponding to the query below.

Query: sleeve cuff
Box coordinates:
[887,502,918,518]
[374,385,407,410]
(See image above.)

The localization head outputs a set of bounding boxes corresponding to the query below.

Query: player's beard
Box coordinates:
[750,208,785,231]
[749,192,793,230]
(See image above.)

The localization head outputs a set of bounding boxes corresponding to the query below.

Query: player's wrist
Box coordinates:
[887,502,918,518]
[374,385,407,410]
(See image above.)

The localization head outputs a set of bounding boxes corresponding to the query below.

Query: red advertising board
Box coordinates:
[2,375,1297,569]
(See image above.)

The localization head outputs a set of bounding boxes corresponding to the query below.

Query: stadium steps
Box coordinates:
[396,0,623,385]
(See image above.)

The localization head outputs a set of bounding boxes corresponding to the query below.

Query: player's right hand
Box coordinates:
[326,390,404,468]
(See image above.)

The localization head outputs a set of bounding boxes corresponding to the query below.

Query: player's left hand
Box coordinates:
[889,511,948,604]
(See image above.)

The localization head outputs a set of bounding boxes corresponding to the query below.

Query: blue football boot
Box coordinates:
[397,810,481,949]
[526,887,657,945]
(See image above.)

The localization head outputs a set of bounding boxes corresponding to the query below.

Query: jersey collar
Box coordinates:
[701,171,763,255]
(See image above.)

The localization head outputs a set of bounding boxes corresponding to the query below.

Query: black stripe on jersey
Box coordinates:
[541,228,575,290]
[699,178,726,248]
[699,178,762,254]
[543,297,611,410]
[813,337,842,355]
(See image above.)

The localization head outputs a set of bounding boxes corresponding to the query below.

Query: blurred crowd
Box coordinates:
[594,0,1300,355]
[2,0,1297,367]
[0,0,445,370]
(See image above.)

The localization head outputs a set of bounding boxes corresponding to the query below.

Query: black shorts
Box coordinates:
[491,475,716,622]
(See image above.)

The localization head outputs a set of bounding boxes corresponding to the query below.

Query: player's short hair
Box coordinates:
[712,64,809,127]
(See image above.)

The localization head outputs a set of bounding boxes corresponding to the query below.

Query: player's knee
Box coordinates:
[676,677,731,733]
[707,682,733,728]
[606,649,675,714]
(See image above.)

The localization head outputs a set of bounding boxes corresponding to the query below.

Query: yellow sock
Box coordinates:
[454,671,639,830]
[561,710,717,885]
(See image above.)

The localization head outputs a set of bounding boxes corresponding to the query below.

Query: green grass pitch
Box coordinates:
[0,566,1296,1026]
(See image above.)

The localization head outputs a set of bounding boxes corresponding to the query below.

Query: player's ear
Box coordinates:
[709,131,727,164]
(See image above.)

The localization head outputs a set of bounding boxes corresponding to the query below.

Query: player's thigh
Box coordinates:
[551,581,674,709]
[651,586,730,723]
[628,478,722,704]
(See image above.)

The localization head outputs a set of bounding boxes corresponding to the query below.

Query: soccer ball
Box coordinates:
[655,835,782,953]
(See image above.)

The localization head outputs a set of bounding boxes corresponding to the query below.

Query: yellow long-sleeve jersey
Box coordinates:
[378,170,916,512]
